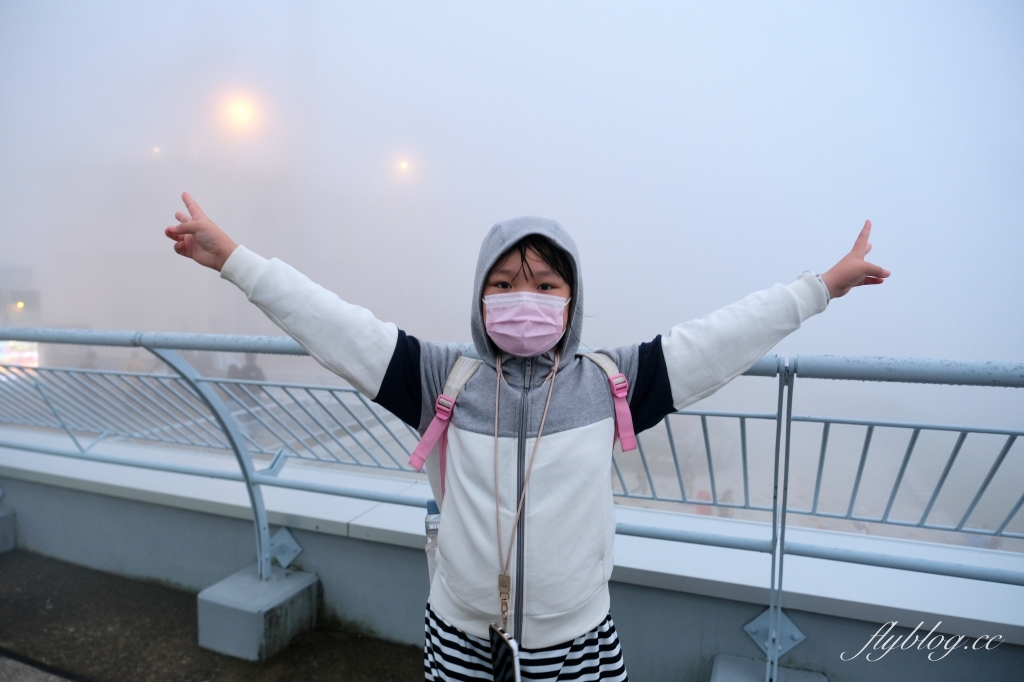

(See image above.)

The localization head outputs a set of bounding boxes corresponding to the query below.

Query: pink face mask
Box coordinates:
[483,292,570,357]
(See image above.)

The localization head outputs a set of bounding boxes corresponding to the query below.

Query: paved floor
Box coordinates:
[0,655,73,682]
[0,550,423,682]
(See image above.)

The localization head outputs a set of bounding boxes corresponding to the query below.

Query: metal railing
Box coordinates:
[1,328,1022,681]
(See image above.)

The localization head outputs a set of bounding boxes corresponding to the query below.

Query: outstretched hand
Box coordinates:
[164,192,238,271]
[820,221,890,300]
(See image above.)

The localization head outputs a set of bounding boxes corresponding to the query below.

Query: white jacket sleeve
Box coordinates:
[220,246,399,399]
[662,272,828,409]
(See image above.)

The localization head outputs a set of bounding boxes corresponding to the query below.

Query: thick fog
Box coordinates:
[1,2,1022,405]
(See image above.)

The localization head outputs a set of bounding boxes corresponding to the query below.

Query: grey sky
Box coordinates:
[1,1,1021,369]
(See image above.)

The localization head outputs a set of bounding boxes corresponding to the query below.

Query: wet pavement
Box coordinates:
[0,550,423,682]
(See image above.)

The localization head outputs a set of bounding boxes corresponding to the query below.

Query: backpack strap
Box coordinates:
[581,352,638,452]
[408,356,483,499]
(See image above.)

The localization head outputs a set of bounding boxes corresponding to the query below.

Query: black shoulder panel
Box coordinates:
[630,335,675,434]
[373,330,422,428]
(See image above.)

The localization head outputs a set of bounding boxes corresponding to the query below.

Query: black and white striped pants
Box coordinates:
[424,602,629,681]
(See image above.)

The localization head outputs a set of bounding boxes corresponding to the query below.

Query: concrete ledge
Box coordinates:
[197,563,319,662]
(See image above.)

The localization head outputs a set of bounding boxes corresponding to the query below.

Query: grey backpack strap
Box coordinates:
[443,355,484,400]
[580,351,619,379]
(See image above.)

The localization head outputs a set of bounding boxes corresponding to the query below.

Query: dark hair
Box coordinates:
[495,234,575,294]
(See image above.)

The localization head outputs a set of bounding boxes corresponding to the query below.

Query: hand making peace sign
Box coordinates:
[819,220,891,299]
[164,192,238,272]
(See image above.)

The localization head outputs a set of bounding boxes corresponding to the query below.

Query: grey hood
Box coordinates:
[470,217,584,368]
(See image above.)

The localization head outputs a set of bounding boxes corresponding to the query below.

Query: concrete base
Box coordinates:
[0,507,15,553]
[711,654,827,682]
[197,563,319,661]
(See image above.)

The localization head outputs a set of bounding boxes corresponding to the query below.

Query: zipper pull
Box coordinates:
[499,573,510,631]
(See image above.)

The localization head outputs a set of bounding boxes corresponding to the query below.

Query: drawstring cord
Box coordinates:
[494,352,560,632]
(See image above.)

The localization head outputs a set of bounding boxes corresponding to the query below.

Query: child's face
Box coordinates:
[482,247,571,331]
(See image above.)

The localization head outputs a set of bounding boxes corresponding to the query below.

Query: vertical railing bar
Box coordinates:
[882,429,920,522]
[956,435,1017,532]
[995,490,1024,536]
[326,392,389,467]
[332,391,401,468]
[130,372,229,446]
[134,375,229,446]
[218,383,320,459]
[279,386,351,462]
[810,422,830,514]
[264,385,337,461]
[0,367,63,427]
[919,432,968,526]
[635,437,658,498]
[740,417,750,509]
[28,370,102,433]
[92,371,183,436]
[151,376,231,445]
[97,372,199,444]
[51,369,143,436]
[301,390,365,464]
[354,392,415,458]
[701,415,718,504]
[118,373,219,446]
[133,373,229,447]
[0,370,53,426]
[230,382,324,460]
[845,425,874,518]
[664,417,688,503]
[99,372,197,440]
[28,369,85,453]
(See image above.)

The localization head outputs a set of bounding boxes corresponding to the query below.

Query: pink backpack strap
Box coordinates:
[408,356,483,500]
[409,394,455,494]
[581,353,637,452]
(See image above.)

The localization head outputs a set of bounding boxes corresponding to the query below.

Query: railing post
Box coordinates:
[764,356,788,682]
[146,347,273,580]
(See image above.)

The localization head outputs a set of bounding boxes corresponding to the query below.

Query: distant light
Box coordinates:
[220,93,261,135]
[399,160,410,172]
[230,101,253,124]
[153,146,161,153]
[15,302,24,309]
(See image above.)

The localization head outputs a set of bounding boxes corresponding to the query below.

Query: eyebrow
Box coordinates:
[490,266,557,278]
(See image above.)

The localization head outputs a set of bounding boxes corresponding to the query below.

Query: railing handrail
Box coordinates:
[795,354,1024,388]
[4,327,1024,387]
[0,327,306,355]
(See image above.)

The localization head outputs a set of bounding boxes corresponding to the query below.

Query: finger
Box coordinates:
[852,220,872,255]
[863,261,890,278]
[175,211,192,224]
[181,191,208,220]
[166,222,200,236]
[864,242,872,256]
[859,277,885,285]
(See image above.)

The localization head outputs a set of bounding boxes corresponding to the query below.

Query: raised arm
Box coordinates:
[663,220,889,409]
[164,192,399,399]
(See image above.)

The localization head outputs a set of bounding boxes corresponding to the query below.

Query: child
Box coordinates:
[165,193,888,681]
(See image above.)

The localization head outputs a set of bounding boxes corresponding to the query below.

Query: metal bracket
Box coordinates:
[258,449,289,478]
[744,607,805,658]
[270,527,302,569]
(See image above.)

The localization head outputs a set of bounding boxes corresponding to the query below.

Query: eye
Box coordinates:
[537,283,554,291]
[491,281,511,290]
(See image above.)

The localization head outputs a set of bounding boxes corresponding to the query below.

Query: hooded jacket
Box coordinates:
[220,217,828,648]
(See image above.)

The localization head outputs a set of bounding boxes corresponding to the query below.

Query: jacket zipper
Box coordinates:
[513,357,532,642]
